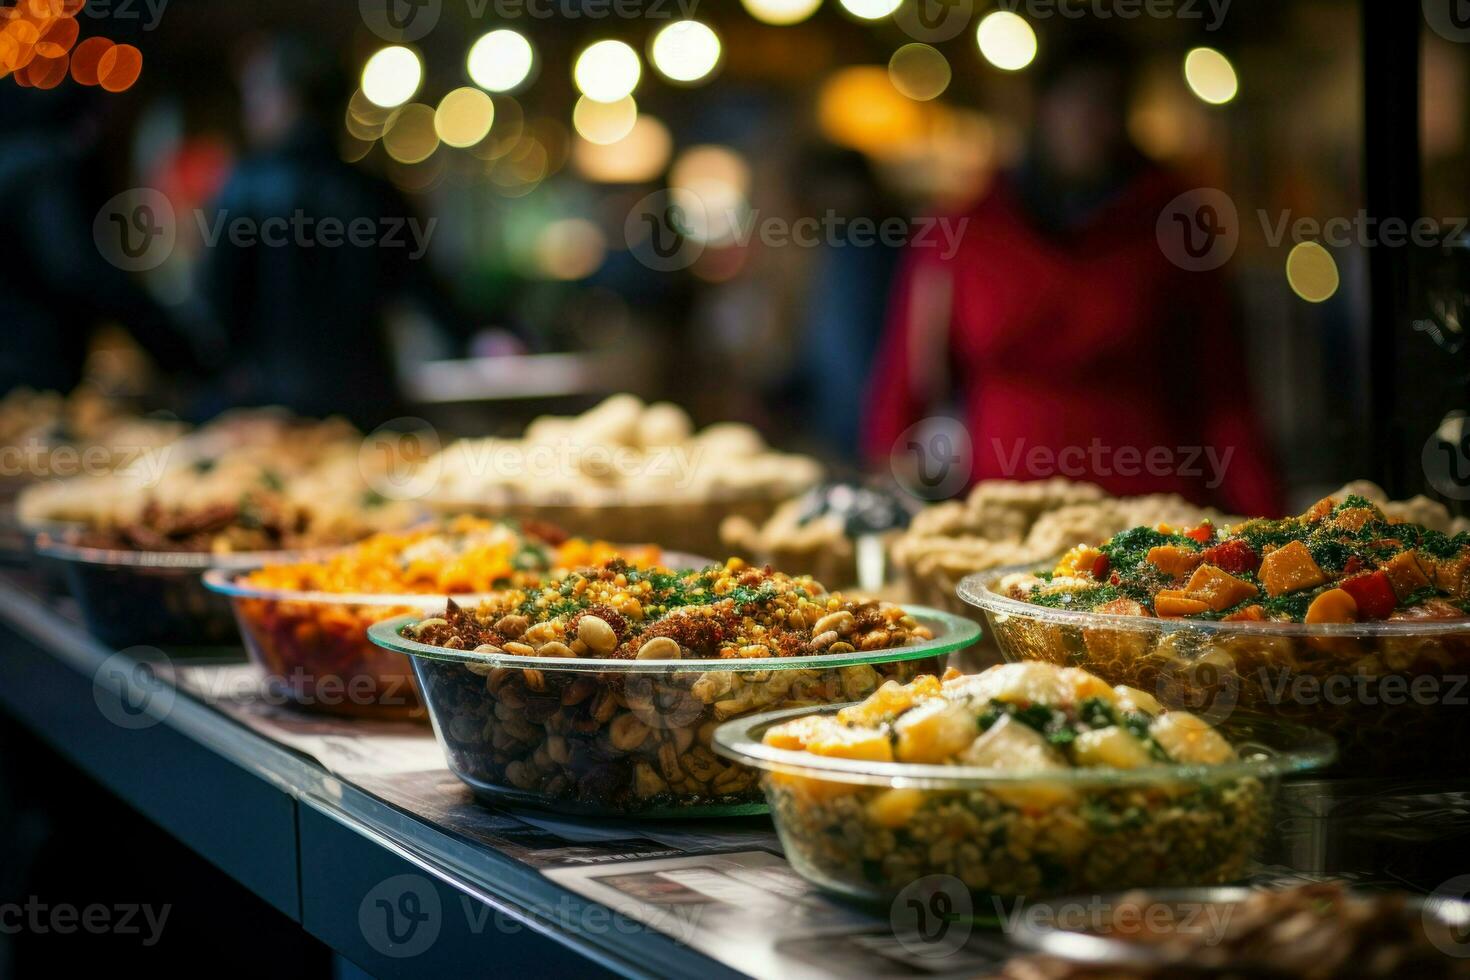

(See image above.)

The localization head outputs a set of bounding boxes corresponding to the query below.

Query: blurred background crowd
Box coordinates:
[1,0,1466,514]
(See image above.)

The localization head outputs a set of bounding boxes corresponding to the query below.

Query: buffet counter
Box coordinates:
[0,570,1019,979]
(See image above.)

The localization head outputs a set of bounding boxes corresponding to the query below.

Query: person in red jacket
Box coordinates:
[864,36,1282,517]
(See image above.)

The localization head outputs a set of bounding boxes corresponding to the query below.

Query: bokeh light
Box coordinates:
[381,103,440,163]
[573,94,638,145]
[1184,47,1238,105]
[34,15,76,58]
[818,66,926,154]
[69,35,110,85]
[361,46,421,108]
[96,42,141,92]
[573,114,672,183]
[888,43,950,101]
[574,39,641,103]
[1286,242,1339,303]
[839,0,900,19]
[739,0,822,26]
[534,218,607,280]
[434,86,495,147]
[649,20,721,84]
[976,11,1037,71]
[467,29,534,93]
[669,144,751,245]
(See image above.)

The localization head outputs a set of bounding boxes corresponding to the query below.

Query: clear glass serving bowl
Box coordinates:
[367,608,980,817]
[33,535,324,649]
[715,707,1334,903]
[959,565,1470,779]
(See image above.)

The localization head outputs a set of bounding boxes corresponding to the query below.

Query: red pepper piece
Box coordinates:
[1199,539,1261,575]
[1339,570,1397,620]
[1184,524,1214,545]
[1342,555,1365,577]
[1092,554,1110,580]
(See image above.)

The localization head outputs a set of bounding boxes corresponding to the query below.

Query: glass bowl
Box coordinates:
[959,565,1470,779]
[715,707,1334,903]
[33,535,325,649]
[367,607,980,817]
[1008,886,1470,974]
[201,570,490,720]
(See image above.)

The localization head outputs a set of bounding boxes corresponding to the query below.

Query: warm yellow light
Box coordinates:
[573,94,638,145]
[361,46,422,108]
[533,218,606,280]
[573,115,673,183]
[435,87,495,147]
[382,103,439,163]
[574,39,641,103]
[1286,242,1339,303]
[818,66,926,153]
[740,0,822,26]
[1183,46,1238,105]
[888,42,950,101]
[467,29,534,93]
[649,20,721,83]
[669,145,751,245]
[839,0,900,19]
[976,11,1036,72]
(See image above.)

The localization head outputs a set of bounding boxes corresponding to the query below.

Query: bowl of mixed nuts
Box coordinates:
[367,558,980,816]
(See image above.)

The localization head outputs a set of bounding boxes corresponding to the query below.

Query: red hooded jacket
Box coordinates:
[864,169,1282,516]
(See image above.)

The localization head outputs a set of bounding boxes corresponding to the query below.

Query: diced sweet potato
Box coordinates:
[1432,553,1470,600]
[1147,545,1203,578]
[1258,540,1327,597]
[865,788,924,828]
[1184,564,1260,611]
[1304,496,1337,522]
[1154,590,1211,617]
[1304,588,1357,624]
[1332,506,1377,533]
[807,727,895,762]
[1094,597,1147,618]
[1381,549,1432,599]
[1222,604,1266,621]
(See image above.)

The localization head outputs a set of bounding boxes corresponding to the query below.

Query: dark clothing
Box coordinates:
[199,127,447,428]
[0,135,198,393]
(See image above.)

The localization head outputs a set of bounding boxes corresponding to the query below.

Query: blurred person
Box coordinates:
[0,86,204,395]
[785,147,905,462]
[199,36,460,428]
[863,34,1282,515]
